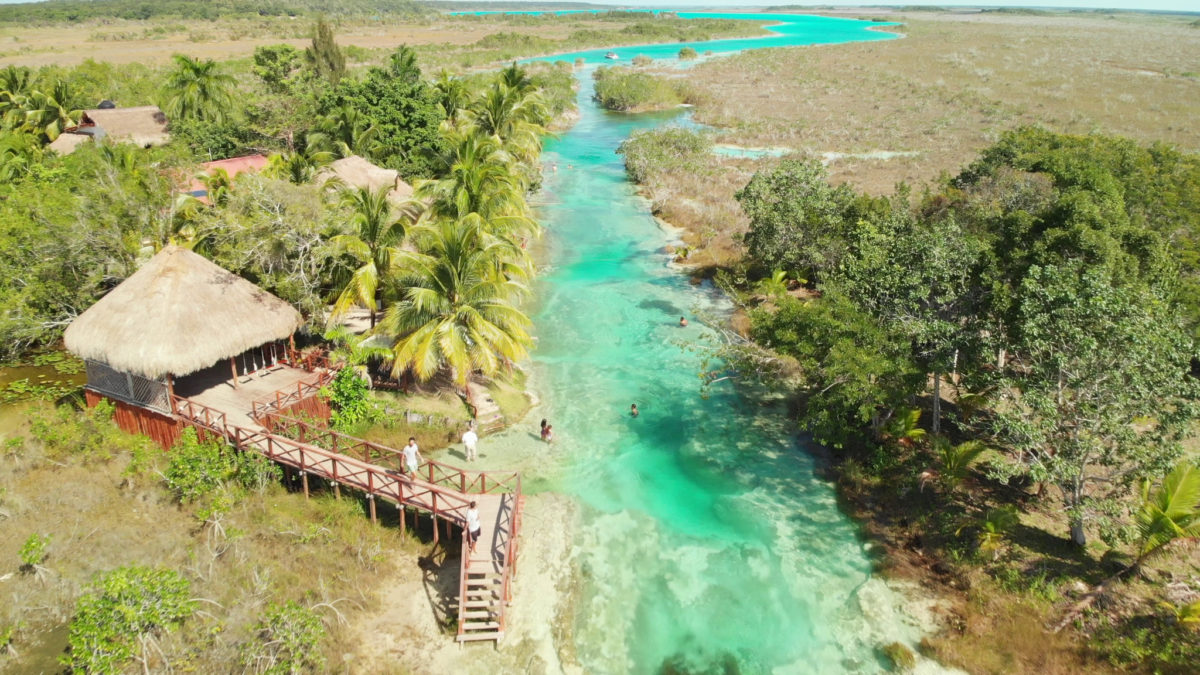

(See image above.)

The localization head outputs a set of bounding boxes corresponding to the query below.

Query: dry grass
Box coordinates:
[0,403,439,672]
[682,11,1200,195]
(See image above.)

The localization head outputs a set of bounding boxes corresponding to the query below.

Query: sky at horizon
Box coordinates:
[0,0,1194,11]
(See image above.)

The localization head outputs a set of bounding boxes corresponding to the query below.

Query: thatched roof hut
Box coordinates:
[316,155,414,202]
[64,246,302,380]
[49,105,170,155]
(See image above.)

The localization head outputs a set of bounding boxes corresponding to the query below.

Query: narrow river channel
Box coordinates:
[478,12,937,673]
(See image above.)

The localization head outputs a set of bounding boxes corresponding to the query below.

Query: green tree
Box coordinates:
[318,48,444,178]
[466,80,548,167]
[253,44,300,93]
[381,215,532,393]
[328,185,414,328]
[986,264,1199,546]
[64,566,195,674]
[433,70,471,119]
[305,17,346,86]
[737,158,859,282]
[162,54,235,124]
[751,293,922,449]
[1134,462,1200,564]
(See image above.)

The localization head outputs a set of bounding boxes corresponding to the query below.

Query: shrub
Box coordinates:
[242,601,326,674]
[324,367,377,432]
[632,54,653,67]
[678,47,698,60]
[18,533,49,569]
[164,428,237,503]
[617,126,712,183]
[64,566,195,674]
[593,66,683,112]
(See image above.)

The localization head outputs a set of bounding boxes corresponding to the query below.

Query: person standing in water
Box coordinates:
[466,501,482,555]
[462,424,479,462]
[543,424,554,443]
[403,437,422,476]
[679,316,688,327]
[630,403,639,417]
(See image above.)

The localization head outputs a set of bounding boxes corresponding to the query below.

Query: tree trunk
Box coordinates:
[369,309,376,329]
[1069,518,1087,547]
[931,370,942,435]
[997,347,1006,370]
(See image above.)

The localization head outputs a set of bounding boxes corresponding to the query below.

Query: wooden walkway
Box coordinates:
[168,369,523,644]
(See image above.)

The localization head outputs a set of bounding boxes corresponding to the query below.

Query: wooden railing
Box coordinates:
[260,415,522,497]
[250,369,335,423]
[171,395,475,526]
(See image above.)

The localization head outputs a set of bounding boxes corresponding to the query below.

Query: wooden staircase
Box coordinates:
[455,492,524,643]
[167,378,524,647]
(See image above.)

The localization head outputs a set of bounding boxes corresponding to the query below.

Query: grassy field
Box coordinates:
[0,11,769,70]
[624,9,1200,270]
[684,10,1200,195]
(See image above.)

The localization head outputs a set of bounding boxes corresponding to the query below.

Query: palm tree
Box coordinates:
[310,104,380,160]
[433,70,471,120]
[162,54,236,123]
[466,82,548,167]
[920,436,988,491]
[418,129,538,240]
[266,143,333,184]
[22,80,79,142]
[1134,462,1200,564]
[379,214,533,394]
[0,65,33,129]
[328,186,416,329]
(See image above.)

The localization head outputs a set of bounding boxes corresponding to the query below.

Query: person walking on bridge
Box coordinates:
[403,437,422,476]
[463,424,479,462]
[466,501,482,555]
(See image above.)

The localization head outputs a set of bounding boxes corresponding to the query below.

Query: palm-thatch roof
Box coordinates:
[64,246,302,380]
[316,155,414,202]
[83,106,169,147]
[49,105,170,155]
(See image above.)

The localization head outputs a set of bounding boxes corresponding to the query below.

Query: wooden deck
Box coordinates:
[175,364,317,430]
[167,368,523,644]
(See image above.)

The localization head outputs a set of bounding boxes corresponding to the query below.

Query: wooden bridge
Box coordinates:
[167,365,523,643]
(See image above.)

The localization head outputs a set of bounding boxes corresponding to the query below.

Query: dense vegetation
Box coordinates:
[592,66,683,112]
[698,126,1200,669]
[0,18,570,385]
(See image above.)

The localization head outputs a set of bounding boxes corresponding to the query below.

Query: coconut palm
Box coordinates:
[920,436,988,491]
[466,82,547,166]
[310,104,380,160]
[433,70,471,120]
[328,186,416,329]
[162,54,236,123]
[22,80,79,142]
[0,65,33,129]
[380,214,533,393]
[418,129,538,240]
[0,131,41,181]
[266,143,333,184]
[1134,462,1200,563]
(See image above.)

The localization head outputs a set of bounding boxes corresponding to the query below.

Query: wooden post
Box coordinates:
[289,334,296,364]
[399,506,406,535]
[230,358,240,389]
[432,493,439,546]
[166,374,176,413]
[334,482,341,500]
[368,495,377,525]
[301,471,309,499]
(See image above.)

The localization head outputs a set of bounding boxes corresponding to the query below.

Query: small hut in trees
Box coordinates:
[64,246,304,446]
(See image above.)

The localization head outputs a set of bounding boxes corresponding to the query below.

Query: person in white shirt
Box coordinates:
[403,437,421,476]
[463,425,479,461]
[466,501,481,554]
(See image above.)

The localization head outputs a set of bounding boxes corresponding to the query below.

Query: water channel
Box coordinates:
[484,12,935,674]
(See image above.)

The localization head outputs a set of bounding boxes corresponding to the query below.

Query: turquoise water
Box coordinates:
[519,11,899,66]
[478,13,930,674]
